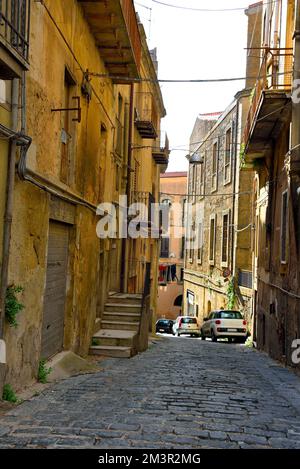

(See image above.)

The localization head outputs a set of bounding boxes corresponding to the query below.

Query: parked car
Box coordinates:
[172,316,200,337]
[156,319,174,334]
[200,310,248,343]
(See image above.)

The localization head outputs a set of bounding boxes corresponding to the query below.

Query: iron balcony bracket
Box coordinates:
[51,96,81,123]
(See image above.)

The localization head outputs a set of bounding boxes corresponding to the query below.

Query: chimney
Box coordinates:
[245,2,263,89]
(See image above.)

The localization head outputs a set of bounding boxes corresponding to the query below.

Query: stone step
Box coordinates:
[107,293,142,305]
[92,329,136,347]
[89,345,132,358]
[101,320,139,331]
[103,311,141,323]
[104,303,141,313]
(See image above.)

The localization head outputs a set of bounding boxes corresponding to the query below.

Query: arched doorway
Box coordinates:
[174,295,183,307]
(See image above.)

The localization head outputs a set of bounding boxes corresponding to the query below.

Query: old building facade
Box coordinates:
[0,0,168,392]
[183,3,262,329]
[157,171,187,320]
[243,0,300,365]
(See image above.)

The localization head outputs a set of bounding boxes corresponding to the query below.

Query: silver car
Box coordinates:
[172,316,200,337]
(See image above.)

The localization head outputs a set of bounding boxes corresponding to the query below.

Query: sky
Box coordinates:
[133,0,250,171]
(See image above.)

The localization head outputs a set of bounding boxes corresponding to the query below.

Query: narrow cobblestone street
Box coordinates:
[1,338,300,449]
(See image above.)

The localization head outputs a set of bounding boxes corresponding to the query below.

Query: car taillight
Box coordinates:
[243,320,247,325]
[215,320,221,325]
[179,319,182,327]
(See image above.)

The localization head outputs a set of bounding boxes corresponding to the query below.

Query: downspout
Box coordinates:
[0,78,19,357]
[121,82,134,293]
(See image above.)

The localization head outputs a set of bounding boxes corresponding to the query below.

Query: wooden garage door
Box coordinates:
[41,221,69,359]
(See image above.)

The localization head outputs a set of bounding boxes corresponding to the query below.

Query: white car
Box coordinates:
[172,316,200,337]
[201,310,248,343]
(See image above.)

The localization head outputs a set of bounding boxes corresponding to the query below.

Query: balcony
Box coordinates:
[130,191,160,236]
[0,0,30,78]
[152,132,170,166]
[78,0,141,80]
[135,92,158,139]
[243,48,293,161]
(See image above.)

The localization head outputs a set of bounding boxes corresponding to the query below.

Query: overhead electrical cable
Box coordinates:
[149,0,279,12]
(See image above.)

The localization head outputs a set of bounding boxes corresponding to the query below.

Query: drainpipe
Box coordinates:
[121,82,134,293]
[0,78,19,380]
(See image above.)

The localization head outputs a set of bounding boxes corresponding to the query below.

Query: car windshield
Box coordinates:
[219,311,243,320]
[157,320,170,325]
[181,318,197,324]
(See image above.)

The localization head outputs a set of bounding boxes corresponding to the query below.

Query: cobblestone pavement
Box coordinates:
[1,337,300,449]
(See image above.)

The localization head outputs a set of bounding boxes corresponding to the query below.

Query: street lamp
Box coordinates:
[186,152,204,164]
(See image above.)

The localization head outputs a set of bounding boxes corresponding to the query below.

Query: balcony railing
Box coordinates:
[152,131,170,166]
[0,0,30,67]
[243,47,293,148]
[135,92,158,139]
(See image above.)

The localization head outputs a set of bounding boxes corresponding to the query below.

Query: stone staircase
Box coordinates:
[89,293,143,358]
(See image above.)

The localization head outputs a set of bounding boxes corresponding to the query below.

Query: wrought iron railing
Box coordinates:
[131,191,155,224]
[0,0,30,62]
[243,47,293,146]
[135,92,158,128]
[152,131,169,154]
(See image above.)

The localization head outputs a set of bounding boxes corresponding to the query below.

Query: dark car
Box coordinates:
[156,319,174,334]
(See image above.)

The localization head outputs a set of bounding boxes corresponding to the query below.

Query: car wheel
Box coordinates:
[211,330,217,342]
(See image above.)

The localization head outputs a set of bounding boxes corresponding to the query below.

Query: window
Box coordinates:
[188,222,195,263]
[60,68,76,184]
[192,165,196,203]
[160,237,169,258]
[180,268,184,282]
[280,190,288,263]
[199,152,205,198]
[181,317,197,324]
[188,165,193,201]
[182,199,186,226]
[221,211,230,266]
[180,236,185,259]
[197,221,203,264]
[219,311,243,320]
[224,127,232,184]
[211,141,218,192]
[196,165,201,200]
[115,93,123,157]
[209,215,216,265]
